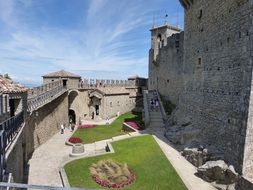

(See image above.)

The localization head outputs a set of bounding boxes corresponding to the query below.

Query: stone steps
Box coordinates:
[146,92,165,128]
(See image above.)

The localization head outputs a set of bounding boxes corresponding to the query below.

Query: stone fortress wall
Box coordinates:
[156,32,184,105]
[149,0,253,177]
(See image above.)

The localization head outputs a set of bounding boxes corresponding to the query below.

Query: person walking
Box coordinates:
[150,98,154,110]
[155,99,159,111]
[60,124,64,134]
[71,123,75,132]
[106,117,109,125]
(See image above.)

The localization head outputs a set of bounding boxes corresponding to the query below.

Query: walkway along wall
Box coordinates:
[5,92,68,182]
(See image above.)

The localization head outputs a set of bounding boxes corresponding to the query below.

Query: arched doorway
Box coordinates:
[69,109,76,124]
[68,90,78,106]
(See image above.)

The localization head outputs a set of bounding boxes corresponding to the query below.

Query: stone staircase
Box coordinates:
[146,91,164,128]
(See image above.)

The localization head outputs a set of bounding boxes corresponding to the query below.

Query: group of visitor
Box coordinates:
[150,91,159,111]
[60,118,76,134]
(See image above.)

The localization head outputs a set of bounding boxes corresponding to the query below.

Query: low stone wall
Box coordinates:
[122,122,137,132]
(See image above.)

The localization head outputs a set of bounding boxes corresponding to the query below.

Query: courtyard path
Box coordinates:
[144,126,216,190]
[27,117,118,186]
[28,128,73,186]
[28,119,216,190]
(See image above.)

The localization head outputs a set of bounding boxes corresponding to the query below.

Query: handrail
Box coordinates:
[0,182,100,190]
[143,90,150,127]
[0,130,5,182]
[0,111,24,151]
[155,89,169,129]
[27,83,66,113]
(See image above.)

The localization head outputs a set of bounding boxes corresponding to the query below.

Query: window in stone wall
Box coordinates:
[198,58,202,66]
[110,102,112,107]
[198,9,203,19]
[117,101,120,106]
[227,37,230,44]
[246,30,249,36]
[175,41,179,48]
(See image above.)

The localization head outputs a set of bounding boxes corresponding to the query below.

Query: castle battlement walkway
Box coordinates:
[27,80,67,113]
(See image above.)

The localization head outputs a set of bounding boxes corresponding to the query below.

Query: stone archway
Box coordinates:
[68,90,79,106]
[69,109,76,124]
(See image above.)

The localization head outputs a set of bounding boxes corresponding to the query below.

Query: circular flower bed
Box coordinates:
[90,159,136,188]
[68,137,83,144]
[78,124,96,129]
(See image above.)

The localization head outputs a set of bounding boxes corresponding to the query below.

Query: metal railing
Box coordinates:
[0,112,24,151]
[0,182,99,190]
[155,89,169,129]
[0,112,24,182]
[0,131,5,182]
[27,80,66,112]
[142,90,150,127]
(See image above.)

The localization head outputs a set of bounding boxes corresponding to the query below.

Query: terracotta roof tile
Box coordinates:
[42,70,81,78]
[0,76,27,93]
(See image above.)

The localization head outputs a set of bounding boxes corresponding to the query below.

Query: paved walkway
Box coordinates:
[145,126,216,190]
[28,120,216,189]
[28,118,117,186]
[81,116,117,125]
[28,128,73,186]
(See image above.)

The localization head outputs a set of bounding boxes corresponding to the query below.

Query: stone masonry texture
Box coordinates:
[149,0,253,176]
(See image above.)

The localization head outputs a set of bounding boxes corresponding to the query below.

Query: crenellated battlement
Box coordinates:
[79,79,136,88]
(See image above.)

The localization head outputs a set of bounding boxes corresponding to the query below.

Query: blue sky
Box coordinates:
[0,0,183,86]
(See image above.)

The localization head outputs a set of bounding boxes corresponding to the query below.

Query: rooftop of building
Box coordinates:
[42,70,81,79]
[0,75,27,93]
[150,24,181,32]
[128,75,147,80]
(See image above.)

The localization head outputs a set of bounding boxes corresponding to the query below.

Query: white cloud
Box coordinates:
[0,0,183,86]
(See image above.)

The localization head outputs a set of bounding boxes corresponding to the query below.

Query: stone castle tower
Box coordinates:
[149,0,253,178]
[148,25,181,91]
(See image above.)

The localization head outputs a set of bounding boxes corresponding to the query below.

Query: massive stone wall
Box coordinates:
[166,0,253,175]
[156,32,184,105]
[26,92,68,149]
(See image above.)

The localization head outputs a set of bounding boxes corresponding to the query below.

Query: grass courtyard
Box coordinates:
[64,135,187,190]
[71,112,142,144]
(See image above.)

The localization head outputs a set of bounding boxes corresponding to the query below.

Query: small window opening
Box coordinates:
[198,58,202,65]
[198,9,203,19]
[239,32,242,38]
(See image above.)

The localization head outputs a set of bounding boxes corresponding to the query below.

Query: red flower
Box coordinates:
[78,124,96,129]
[68,137,83,144]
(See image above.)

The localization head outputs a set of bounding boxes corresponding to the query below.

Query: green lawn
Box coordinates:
[64,135,187,190]
[72,112,142,144]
